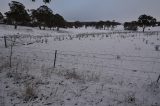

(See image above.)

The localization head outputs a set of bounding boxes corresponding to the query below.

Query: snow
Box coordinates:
[0,24,160,106]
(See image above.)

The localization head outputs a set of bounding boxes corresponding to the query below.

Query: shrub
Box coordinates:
[155,45,159,51]
[23,84,38,102]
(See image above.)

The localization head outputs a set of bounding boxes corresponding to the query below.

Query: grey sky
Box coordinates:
[0,0,160,22]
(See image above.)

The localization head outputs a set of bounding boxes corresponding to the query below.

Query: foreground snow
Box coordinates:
[0,25,160,106]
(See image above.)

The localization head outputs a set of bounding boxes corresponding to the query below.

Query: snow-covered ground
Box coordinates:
[0,24,160,106]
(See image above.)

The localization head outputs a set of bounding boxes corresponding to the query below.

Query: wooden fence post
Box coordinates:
[54,50,57,68]
[157,74,160,83]
[9,44,13,68]
[4,36,7,48]
[9,36,14,68]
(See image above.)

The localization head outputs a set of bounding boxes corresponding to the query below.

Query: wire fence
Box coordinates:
[0,30,160,42]
[1,33,160,106]
[8,47,159,79]
[0,31,160,80]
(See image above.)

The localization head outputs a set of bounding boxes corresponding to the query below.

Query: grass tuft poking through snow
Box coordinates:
[23,83,38,102]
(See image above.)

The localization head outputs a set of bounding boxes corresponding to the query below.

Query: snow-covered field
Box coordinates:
[0,24,160,106]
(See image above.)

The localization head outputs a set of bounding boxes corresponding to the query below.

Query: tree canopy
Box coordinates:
[5,1,30,29]
[30,5,66,30]
[31,5,54,29]
[0,12,3,20]
[124,21,138,31]
[31,0,51,3]
[54,14,66,30]
[138,14,156,32]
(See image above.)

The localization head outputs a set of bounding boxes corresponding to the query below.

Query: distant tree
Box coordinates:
[32,5,54,30]
[5,1,30,29]
[46,13,54,29]
[138,14,157,32]
[30,9,38,27]
[74,21,83,28]
[157,22,160,26]
[96,21,104,30]
[124,21,138,31]
[65,22,74,28]
[54,14,66,31]
[0,12,3,20]
[151,18,157,27]
[104,21,111,30]
[110,20,121,30]
[31,0,51,3]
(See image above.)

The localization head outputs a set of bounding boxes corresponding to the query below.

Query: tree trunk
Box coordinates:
[39,26,41,30]
[14,24,17,29]
[143,26,145,32]
[57,27,59,31]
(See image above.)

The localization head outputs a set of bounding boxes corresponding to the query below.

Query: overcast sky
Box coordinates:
[0,0,160,22]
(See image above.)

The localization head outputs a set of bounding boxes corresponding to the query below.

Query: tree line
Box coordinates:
[0,1,159,32]
[31,0,51,4]
[66,21,121,30]
[0,1,66,30]
[0,1,122,30]
[124,15,158,32]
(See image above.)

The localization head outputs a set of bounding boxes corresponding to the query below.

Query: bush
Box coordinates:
[124,25,138,31]
[124,21,138,31]
[23,84,38,102]
[155,45,160,51]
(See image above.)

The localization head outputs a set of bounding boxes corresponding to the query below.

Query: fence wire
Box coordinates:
[1,31,160,80]
[8,48,160,76]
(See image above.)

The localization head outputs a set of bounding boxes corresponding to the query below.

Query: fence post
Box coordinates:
[54,50,57,68]
[157,74,160,83]
[4,36,7,48]
[9,37,13,68]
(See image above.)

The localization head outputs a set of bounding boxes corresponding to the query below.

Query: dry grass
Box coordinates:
[23,83,38,102]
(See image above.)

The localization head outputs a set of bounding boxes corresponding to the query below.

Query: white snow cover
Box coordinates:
[0,24,160,106]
